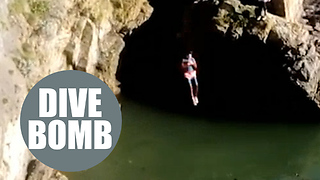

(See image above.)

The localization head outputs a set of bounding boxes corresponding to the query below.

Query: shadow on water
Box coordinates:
[116,0,320,123]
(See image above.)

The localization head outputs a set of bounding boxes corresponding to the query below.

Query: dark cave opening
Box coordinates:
[116,0,320,122]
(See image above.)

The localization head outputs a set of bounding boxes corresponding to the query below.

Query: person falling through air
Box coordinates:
[257,0,271,21]
[182,53,199,106]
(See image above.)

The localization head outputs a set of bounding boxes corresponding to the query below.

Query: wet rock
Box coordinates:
[26,159,67,180]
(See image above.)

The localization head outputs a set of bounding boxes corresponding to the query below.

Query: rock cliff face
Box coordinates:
[9,0,152,93]
[0,0,152,179]
[179,0,320,116]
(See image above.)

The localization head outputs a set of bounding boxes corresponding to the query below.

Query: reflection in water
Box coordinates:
[66,97,320,180]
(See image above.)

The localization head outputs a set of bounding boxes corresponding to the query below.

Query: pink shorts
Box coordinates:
[184,70,196,79]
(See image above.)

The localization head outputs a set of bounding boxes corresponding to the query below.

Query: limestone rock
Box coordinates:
[9,0,153,94]
[0,0,153,179]
[0,51,31,180]
[283,0,304,22]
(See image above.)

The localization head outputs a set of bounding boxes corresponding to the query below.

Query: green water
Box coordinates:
[66,98,320,180]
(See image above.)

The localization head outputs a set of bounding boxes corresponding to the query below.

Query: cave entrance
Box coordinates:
[268,0,285,17]
[117,0,320,121]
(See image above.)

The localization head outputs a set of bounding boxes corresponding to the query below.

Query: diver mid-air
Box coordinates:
[257,0,271,21]
[181,53,199,106]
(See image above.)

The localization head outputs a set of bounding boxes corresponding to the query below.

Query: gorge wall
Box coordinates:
[0,0,152,179]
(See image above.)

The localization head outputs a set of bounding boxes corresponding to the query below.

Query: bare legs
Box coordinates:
[188,77,199,106]
[257,2,267,21]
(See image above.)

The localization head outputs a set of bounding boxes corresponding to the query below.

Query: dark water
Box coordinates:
[66,97,320,180]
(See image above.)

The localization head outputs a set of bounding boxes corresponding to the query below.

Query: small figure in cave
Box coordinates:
[257,0,271,21]
[194,0,220,5]
[181,53,199,106]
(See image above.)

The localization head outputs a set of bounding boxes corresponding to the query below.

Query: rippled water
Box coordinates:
[66,97,320,180]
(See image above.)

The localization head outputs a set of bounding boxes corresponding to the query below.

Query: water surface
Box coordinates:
[66,98,320,180]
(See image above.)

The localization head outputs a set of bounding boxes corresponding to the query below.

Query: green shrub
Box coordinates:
[28,0,49,17]
[8,0,49,17]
